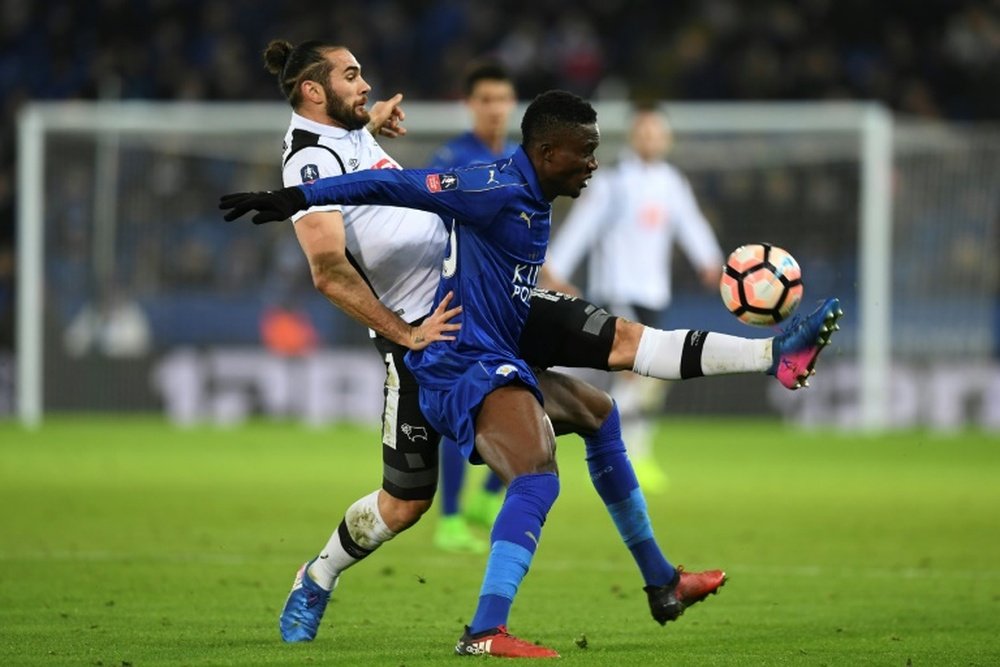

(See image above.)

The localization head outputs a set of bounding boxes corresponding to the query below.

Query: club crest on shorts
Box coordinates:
[401,423,428,441]
[495,364,517,377]
[300,164,320,183]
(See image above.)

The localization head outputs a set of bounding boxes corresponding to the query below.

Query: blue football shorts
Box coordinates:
[416,355,543,464]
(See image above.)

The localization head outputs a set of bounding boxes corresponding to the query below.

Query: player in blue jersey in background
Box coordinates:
[428,61,519,169]
[426,61,520,554]
[223,89,612,658]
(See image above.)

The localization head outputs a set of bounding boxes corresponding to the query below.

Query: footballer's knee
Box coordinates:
[377,492,433,532]
[608,318,644,371]
[558,386,611,436]
[538,370,612,437]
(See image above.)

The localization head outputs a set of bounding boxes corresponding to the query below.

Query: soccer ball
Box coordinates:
[720,243,803,326]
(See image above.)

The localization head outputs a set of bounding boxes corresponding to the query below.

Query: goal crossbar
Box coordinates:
[16,100,892,429]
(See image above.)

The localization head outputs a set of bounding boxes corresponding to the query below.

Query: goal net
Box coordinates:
[16,101,999,429]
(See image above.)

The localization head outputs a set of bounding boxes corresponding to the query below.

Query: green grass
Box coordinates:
[1,417,998,666]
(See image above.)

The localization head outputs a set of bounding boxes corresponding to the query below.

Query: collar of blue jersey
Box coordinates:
[290,111,350,139]
[510,146,546,202]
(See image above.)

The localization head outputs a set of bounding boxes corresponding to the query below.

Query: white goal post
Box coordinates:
[16,100,893,429]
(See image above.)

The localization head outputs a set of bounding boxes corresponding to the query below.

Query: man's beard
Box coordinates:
[325,84,369,130]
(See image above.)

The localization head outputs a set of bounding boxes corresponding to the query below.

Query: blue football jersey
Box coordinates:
[299,147,551,390]
[427,131,519,169]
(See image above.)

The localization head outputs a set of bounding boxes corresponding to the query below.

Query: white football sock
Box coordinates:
[632,328,772,379]
[631,328,687,379]
[700,332,772,375]
[308,490,396,590]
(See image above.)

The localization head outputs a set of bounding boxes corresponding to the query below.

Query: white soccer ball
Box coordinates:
[719,243,803,326]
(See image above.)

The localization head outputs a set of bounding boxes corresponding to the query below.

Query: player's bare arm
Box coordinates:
[294,210,460,350]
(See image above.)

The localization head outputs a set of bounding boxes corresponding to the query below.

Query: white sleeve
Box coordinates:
[669,169,723,271]
[546,173,613,280]
[282,146,344,223]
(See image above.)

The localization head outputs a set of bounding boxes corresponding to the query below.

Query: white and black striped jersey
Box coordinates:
[281,112,446,323]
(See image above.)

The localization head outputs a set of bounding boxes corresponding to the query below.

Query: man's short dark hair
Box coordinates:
[463,60,512,97]
[520,90,597,148]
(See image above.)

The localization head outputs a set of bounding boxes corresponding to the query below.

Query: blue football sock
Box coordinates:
[585,402,675,586]
[469,472,559,633]
[440,438,466,516]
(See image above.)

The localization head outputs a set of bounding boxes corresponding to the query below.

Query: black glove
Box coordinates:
[218,187,308,225]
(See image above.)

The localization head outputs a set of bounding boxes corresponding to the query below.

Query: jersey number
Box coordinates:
[442,225,458,278]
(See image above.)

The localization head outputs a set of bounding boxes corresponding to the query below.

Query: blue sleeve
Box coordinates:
[297,166,511,229]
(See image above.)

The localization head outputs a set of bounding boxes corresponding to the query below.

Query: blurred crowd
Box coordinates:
[0,0,998,352]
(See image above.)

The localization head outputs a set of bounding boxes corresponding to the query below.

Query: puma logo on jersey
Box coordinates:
[487,169,498,185]
[519,211,532,228]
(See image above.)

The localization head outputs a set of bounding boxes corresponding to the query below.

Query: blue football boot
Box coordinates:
[769,297,843,389]
[279,559,335,642]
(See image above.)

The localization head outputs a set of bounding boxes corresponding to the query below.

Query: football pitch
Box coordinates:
[1,417,997,666]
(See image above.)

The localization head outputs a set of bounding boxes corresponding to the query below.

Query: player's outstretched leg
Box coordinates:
[644,566,728,625]
[279,559,335,642]
[768,297,843,390]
